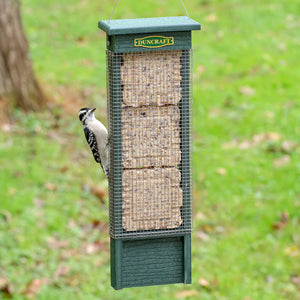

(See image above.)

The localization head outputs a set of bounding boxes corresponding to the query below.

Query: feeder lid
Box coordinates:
[98,16,200,35]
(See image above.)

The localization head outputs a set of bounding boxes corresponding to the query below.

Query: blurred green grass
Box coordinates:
[0,0,300,299]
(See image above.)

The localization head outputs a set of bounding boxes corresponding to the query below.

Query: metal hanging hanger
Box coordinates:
[108,0,190,23]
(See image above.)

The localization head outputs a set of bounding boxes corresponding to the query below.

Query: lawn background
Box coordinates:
[0,0,299,299]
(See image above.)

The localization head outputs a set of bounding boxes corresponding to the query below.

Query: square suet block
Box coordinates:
[99,16,200,289]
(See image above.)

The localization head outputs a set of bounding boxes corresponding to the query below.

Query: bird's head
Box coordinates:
[78,107,96,124]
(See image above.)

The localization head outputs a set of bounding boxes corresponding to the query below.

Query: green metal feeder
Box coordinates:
[98,16,200,289]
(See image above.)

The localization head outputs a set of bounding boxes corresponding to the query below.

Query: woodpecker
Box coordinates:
[78,107,109,177]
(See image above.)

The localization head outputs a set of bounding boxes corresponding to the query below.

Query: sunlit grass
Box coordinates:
[0,0,299,299]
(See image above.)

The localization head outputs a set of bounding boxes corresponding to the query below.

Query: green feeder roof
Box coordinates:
[98,16,200,35]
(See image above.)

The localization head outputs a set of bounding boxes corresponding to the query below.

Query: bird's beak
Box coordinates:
[90,108,96,114]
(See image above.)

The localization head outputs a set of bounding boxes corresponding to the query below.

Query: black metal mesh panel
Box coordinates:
[107,49,192,238]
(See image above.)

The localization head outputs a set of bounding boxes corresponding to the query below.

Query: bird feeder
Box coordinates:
[98,16,200,289]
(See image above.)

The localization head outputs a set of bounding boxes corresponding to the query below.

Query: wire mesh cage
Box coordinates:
[107,49,193,239]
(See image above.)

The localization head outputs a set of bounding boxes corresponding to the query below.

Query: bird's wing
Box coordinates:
[84,127,101,164]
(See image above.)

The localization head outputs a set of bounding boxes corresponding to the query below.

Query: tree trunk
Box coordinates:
[0,0,47,118]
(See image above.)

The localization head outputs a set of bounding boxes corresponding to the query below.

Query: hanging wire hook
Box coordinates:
[108,0,120,24]
[179,0,190,18]
[108,0,190,23]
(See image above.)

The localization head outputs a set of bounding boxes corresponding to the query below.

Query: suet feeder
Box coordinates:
[98,15,200,289]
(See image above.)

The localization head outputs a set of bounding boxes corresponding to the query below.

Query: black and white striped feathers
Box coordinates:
[79,108,109,177]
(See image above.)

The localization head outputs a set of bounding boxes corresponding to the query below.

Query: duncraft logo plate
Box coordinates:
[134,36,174,48]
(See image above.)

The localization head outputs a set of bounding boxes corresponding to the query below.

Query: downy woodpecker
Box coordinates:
[78,107,109,177]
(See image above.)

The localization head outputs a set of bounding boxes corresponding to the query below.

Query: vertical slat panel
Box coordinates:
[184,234,192,284]
[121,237,184,288]
[111,238,123,289]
